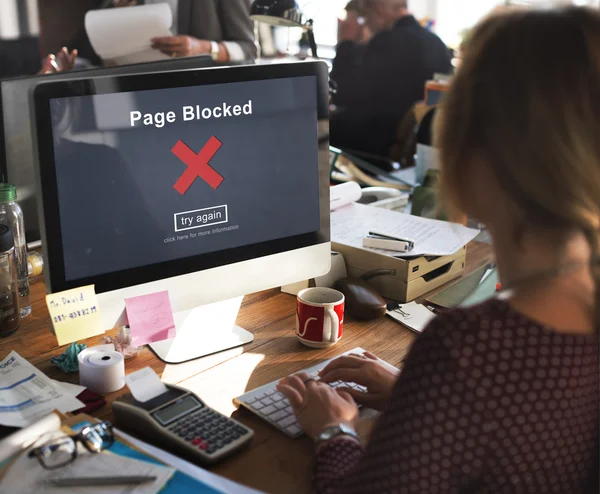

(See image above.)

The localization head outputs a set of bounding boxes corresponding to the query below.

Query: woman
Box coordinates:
[278,7,599,493]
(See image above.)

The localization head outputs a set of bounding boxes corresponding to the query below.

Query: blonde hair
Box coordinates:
[436,7,600,325]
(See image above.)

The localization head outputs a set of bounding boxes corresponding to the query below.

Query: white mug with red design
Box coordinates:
[295,288,344,348]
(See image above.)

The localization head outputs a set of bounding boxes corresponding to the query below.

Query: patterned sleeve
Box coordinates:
[313,315,488,493]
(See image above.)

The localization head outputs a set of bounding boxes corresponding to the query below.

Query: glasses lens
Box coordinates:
[81,422,114,452]
[37,437,76,469]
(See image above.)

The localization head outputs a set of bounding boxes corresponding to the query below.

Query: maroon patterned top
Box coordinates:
[314,299,599,493]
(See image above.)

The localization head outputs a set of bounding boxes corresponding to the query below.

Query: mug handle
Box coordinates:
[325,308,339,343]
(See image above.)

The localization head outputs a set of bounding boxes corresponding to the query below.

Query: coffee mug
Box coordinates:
[296,288,344,348]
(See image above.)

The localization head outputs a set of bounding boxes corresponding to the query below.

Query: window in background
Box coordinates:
[434,0,503,49]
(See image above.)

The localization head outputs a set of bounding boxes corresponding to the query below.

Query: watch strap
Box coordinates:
[210,41,219,60]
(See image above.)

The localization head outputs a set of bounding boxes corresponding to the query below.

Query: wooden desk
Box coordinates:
[2,242,492,494]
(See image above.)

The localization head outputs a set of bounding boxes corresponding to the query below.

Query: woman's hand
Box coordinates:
[151,35,210,58]
[277,372,359,441]
[39,47,78,74]
[318,352,400,411]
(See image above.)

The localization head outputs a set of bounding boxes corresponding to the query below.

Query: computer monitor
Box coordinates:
[32,61,331,363]
[0,56,217,244]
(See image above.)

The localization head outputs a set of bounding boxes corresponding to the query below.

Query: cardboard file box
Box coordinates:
[331,243,466,303]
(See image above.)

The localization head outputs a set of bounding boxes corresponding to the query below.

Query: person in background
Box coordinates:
[0,46,77,79]
[39,47,78,74]
[330,0,451,159]
[129,0,256,62]
[340,0,371,43]
[279,6,599,493]
[72,0,256,66]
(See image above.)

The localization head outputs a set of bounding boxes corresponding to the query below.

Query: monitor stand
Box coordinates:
[148,297,254,364]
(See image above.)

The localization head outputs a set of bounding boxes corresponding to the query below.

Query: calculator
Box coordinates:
[113,383,253,465]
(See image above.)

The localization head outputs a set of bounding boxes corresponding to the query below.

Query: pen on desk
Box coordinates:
[46,475,157,487]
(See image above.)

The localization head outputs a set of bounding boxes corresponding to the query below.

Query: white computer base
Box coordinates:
[148,297,254,364]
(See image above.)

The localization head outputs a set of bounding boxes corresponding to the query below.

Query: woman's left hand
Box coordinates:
[277,372,359,441]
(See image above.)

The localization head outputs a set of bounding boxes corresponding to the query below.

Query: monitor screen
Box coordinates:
[34,63,330,294]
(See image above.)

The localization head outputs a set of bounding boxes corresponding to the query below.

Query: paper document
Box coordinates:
[1,448,174,494]
[0,351,84,428]
[125,367,168,403]
[85,3,172,65]
[330,181,362,211]
[117,429,265,494]
[52,380,86,397]
[126,291,176,346]
[332,203,479,257]
[387,302,436,333]
[46,285,104,346]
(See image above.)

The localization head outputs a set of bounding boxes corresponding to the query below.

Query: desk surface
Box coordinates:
[3,242,492,494]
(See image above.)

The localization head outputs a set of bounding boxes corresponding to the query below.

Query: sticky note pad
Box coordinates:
[46,285,104,346]
[125,291,176,346]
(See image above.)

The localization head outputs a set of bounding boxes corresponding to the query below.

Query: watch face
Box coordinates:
[319,424,357,442]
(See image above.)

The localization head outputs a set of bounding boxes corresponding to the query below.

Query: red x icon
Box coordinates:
[172,136,224,195]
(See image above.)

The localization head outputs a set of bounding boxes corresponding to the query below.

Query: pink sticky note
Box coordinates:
[125,291,176,346]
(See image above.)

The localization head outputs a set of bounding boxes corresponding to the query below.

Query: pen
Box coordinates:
[46,475,157,487]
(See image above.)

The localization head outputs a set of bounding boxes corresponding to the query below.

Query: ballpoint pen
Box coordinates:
[46,475,157,487]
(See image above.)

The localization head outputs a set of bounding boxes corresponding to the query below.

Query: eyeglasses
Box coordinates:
[27,421,115,470]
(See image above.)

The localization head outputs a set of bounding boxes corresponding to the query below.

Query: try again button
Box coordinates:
[174,205,228,232]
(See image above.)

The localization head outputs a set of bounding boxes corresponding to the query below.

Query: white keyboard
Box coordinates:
[233,347,371,438]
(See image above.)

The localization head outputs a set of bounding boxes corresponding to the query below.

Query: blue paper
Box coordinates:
[72,422,222,494]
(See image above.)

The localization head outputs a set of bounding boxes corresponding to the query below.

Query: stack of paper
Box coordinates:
[331,202,480,258]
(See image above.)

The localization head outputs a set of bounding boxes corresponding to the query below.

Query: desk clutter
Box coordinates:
[0,411,260,493]
[284,182,479,307]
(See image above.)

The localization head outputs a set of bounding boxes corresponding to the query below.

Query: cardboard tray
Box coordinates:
[332,243,467,302]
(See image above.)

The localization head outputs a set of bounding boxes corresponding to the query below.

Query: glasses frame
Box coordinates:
[27,421,115,470]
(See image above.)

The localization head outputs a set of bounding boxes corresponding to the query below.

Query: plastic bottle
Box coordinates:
[0,184,30,317]
[0,224,20,337]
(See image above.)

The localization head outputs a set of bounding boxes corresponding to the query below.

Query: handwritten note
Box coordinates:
[46,285,104,346]
[125,291,176,346]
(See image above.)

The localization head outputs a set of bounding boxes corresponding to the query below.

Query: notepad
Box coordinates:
[125,291,176,346]
[386,302,436,333]
[46,285,104,346]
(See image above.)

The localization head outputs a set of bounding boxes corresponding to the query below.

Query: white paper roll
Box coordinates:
[78,344,125,394]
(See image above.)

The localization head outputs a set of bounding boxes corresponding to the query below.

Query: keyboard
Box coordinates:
[234,347,383,438]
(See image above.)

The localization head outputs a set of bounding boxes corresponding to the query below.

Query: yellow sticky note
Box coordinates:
[46,285,104,346]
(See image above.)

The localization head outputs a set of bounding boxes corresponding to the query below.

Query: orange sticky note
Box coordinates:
[46,285,104,346]
[125,291,176,346]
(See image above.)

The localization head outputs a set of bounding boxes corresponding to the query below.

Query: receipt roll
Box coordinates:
[78,344,125,393]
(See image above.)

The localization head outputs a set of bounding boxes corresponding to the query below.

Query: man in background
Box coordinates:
[330,0,451,159]
[74,0,256,65]
[147,0,256,62]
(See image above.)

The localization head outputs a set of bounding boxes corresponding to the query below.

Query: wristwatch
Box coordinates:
[316,423,359,445]
[210,41,220,61]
